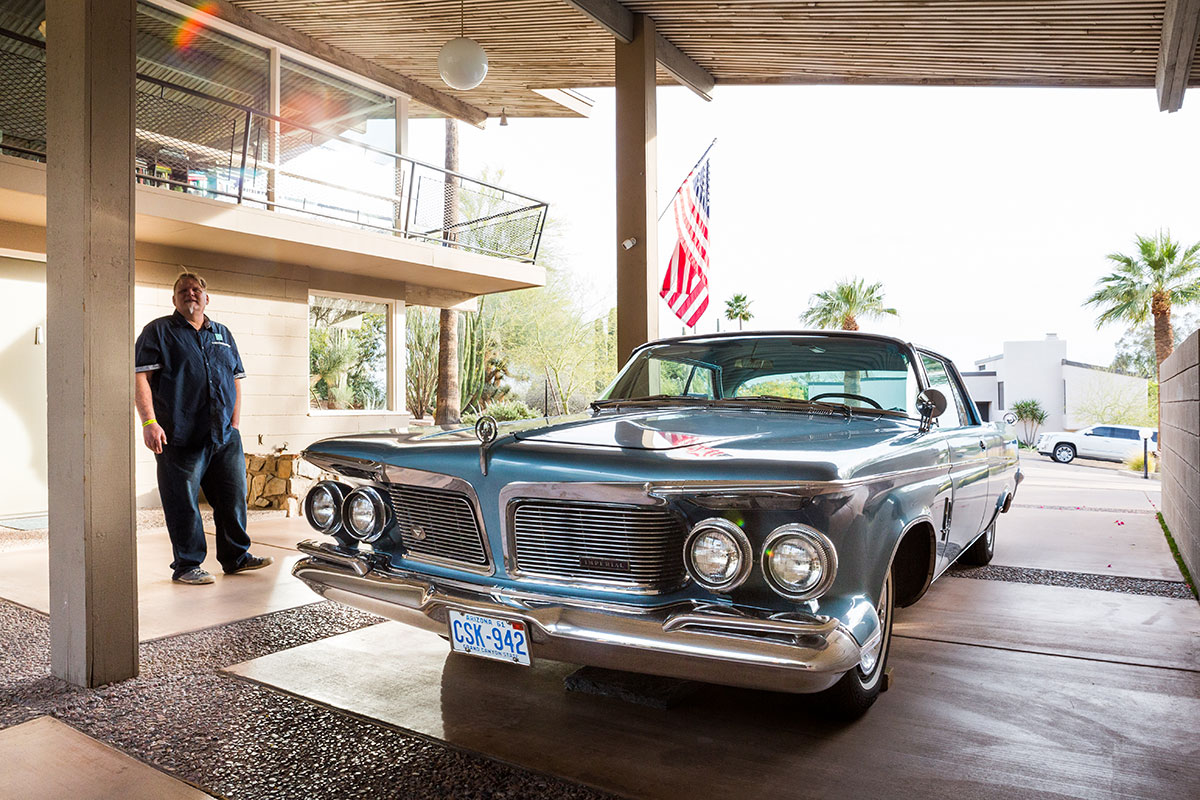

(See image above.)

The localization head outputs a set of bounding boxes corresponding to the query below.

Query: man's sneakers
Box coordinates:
[173,555,274,584]
[224,554,275,575]
[173,567,215,585]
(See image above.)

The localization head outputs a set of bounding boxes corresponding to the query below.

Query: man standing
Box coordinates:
[134,272,273,584]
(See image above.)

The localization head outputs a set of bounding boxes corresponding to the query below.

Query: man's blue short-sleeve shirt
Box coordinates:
[135,310,246,449]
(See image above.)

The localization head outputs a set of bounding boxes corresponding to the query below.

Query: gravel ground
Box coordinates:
[0,600,616,800]
[948,563,1195,599]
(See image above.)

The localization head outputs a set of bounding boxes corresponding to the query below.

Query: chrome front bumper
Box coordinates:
[293,540,865,694]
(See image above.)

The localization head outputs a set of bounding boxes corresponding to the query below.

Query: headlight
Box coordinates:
[762,524,837,600]
[342,487,388,542]
[683,518,752,592]
[304,481,348,534]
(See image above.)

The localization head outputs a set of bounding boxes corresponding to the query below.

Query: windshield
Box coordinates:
[600,336,921,416]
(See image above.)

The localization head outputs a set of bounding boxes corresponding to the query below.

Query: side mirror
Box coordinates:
[916,388,947,433]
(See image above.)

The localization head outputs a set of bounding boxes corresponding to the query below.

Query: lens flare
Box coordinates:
[174,3,219,50]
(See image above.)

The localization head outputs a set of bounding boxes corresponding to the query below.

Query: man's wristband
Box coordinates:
[142,418,157,428]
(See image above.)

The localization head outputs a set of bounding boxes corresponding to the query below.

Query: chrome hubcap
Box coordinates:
[859,576,889,674]
[1056,446,1072,461]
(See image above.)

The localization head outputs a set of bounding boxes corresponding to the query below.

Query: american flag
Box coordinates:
[660,154,711,327]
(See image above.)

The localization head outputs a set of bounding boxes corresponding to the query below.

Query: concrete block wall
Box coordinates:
[1160,330,1200,581]
[133,246,412,508]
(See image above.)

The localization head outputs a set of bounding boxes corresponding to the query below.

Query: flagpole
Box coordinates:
[657,137,716,222]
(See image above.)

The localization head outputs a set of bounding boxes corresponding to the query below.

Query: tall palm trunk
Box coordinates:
[1151,290,1174,366]
[841,314,860,393]
[435,118,460,425]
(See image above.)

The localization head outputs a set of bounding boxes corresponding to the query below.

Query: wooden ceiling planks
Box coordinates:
[227,1,1193,119]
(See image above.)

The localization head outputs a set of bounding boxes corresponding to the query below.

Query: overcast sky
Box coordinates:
[405,84,1200,371]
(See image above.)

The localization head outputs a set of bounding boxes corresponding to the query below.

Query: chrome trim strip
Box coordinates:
[291,555,862,694]
[297,539,372,577]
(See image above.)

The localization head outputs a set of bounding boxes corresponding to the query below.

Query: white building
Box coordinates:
[961,334,1149,432]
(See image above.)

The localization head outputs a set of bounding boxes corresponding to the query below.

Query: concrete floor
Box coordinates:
[0,519,312,640]
[0,717,213,799]
[2,456,1197,799]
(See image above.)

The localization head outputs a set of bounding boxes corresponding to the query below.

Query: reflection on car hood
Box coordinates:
[512,407,913,453]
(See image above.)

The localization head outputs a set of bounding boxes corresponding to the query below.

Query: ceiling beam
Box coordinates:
[561,0,715,100]
[560,0,634,43]
[176,0,489,127]
[1156,0,1200,112]
[655,34,715,101]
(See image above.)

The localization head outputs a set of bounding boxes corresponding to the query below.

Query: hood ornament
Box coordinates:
[475,415,498,475]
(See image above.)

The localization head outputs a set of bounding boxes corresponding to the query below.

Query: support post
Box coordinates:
[267,47,280,207]
[614,13,658,366]
[45,0,139,687]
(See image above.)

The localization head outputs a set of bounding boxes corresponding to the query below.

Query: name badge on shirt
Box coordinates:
[215,333,224,341]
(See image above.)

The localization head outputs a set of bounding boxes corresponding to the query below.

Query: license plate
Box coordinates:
[447,610,531,666]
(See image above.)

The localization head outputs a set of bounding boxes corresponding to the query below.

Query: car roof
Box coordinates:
[641,329,921,354]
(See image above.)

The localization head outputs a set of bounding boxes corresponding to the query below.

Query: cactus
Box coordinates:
[459,300,486,415]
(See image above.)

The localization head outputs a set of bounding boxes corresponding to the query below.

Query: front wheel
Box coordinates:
[1052,443,1076,464]
[814,569,893,719]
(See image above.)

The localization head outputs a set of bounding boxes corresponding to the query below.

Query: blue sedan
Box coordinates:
[294,332,1020,717]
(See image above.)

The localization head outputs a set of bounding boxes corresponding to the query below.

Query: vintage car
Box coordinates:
[294,331,1021,717]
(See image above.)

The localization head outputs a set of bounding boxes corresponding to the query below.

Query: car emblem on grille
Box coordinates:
[410,525,427,541]
[580,557,630,571]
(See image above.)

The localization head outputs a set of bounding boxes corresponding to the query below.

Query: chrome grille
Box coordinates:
[386,485,488,568]
[510,502,688,591]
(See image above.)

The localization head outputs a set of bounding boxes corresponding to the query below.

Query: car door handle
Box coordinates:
[979,439,987,450]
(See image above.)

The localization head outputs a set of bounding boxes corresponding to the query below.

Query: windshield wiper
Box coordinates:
[590,395,716,412]
[716,396,860,419]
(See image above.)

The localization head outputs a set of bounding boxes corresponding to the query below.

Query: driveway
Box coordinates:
[224,455,1199,800]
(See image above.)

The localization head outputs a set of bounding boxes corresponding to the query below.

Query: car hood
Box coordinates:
[305,406,930,485]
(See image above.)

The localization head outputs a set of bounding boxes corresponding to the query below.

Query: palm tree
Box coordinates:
[724,293,753,330]
[1085,231,1200,368]
[801,277,898,331]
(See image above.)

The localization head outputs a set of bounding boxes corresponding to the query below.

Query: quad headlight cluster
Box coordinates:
[683,518,837,600]
[303,481,389,543]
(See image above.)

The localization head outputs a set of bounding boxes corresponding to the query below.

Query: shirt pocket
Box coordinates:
[209,340,238,373]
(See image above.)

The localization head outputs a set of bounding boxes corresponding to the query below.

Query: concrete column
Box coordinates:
[45,0,139,687]
[614,14,658,366]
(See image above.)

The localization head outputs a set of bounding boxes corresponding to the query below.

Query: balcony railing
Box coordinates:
[0,28,548,264]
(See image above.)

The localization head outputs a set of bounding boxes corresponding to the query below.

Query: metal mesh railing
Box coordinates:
[0,28,548,263]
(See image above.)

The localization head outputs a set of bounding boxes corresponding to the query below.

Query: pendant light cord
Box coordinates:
[460,0,465,37]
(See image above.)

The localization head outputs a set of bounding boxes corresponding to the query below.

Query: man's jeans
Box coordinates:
[156,431,251,578]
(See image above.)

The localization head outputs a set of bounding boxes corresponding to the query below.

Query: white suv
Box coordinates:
[1036,424,1157,464]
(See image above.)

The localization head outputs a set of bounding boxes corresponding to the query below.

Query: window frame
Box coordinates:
[916,350,981,428]
[307,289,396,415]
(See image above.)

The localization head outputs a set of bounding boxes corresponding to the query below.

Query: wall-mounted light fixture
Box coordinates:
[438,0,487,90]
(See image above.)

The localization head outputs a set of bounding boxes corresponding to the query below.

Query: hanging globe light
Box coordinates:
[438,37,488,90]
[438,1,487,91]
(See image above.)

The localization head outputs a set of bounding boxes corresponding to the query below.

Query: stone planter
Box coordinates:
[244,453,320,515]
